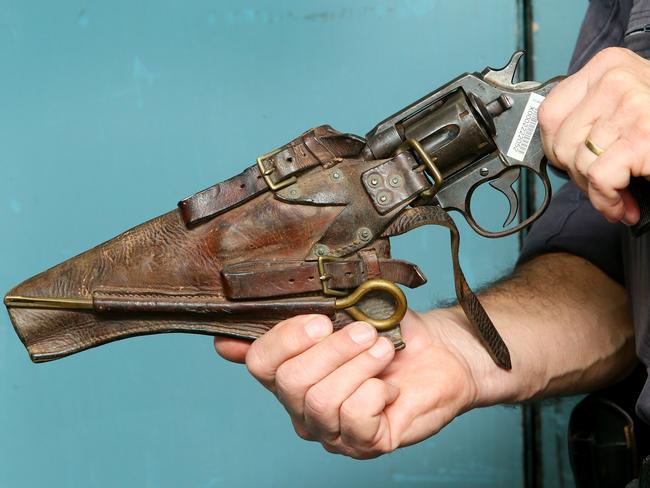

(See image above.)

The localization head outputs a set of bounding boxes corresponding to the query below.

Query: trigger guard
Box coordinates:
[461,164,552,239]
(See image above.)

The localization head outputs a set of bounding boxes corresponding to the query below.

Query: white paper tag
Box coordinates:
[506,92,545,162]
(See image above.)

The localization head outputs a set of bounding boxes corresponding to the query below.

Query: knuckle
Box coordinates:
[634,116,650,140]
[295,430,312,441]
[348,449,379,460]
[551,139,570,166]
[592,47,627,68]
[321,441,345,455]
[586,164,604,186]
[321,441,365,459]
[293,423,314,441]
[340,397,364,423]
[599,66,634,92]
[304,386,335,417]
[573,153,589,176]
[619,90,648,118]
[275,363,304,395]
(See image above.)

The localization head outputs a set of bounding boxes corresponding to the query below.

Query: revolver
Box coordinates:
[5,52,561,370]
[363,51,559,237]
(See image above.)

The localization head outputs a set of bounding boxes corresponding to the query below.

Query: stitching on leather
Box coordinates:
[95,291,220,299]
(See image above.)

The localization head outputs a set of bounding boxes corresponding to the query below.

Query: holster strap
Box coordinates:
[222,258,426,300]
[178,165,267,225]
[382,205,512,370]
[178,125,365,225]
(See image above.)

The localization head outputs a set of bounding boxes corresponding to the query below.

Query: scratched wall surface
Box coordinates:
[0,1,526,487]
[530,1,590,487]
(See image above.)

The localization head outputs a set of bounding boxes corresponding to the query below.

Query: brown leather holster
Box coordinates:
[5,125,510,368]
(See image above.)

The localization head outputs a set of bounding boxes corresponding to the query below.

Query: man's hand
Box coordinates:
[215,310,490,459]
[538,47,650,224]
[214,253,636,459]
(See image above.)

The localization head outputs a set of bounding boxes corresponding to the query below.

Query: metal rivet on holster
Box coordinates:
[286,187,301,198]
[388,175,402,187]
[330,170,342,181]
[377,191,391,205]
[357,227,372,242]
[314,244,330,257]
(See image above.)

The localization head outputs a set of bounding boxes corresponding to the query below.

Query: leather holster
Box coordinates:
[5,126,429,362]
[6,125,510,368]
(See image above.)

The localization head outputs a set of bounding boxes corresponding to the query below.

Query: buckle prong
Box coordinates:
[317,256,347,297]
[256,148,297,191]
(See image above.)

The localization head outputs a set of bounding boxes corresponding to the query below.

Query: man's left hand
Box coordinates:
[538,47,650,224]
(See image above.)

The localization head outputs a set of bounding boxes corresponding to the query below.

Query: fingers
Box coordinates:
[245,317,400,458]
[336,378,400,457]
[245,314,333,390]
[539,72,591,164]
[214,337,251,364]
[302,336,396,440]
[548,79,624,172]
[537,48,626,164]
[538,48,650,224]
[582,110,650,223]
[538,47,637,166]
[571,119,621,192]
[585,137,637,223]
[273,321,379,418]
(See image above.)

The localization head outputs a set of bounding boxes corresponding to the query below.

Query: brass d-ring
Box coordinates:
[335,279,407,331]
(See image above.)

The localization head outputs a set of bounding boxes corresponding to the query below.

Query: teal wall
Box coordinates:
[0,1,586,486]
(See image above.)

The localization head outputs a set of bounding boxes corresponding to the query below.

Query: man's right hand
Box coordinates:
[215,253,636,459]
[215,309,494,459]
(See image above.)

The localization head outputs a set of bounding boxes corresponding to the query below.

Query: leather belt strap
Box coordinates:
[178,165,267,225]
[382,205,512,370]
[359,248,381,279]
[178,144,317,225]
[178,126,366,225]
[221,258,426,300]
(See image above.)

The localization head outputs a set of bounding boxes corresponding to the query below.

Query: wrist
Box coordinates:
[423,306,547,408]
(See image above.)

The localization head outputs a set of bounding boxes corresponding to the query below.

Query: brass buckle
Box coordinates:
[317,256,407,331]
[317,256,347,297]
[256,148,297,191]
[402,138,443,198]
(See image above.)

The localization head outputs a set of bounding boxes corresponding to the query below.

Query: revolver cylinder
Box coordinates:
[401,89,499,178]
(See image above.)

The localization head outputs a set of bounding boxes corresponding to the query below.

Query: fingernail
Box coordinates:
[348,322,375,345]
[305,316,332,340]
[368,338,393,359]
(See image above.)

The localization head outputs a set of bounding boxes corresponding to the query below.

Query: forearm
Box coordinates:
[426,252,637,407]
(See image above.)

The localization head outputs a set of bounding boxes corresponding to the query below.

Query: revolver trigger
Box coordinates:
[489,168,520,227]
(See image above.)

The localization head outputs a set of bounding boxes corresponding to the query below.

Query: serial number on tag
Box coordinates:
[506,92,545,162]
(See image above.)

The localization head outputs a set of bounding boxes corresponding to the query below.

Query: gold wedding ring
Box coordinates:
[585,138,605,156]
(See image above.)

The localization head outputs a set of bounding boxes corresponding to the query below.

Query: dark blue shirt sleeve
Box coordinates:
[518,180,625,285]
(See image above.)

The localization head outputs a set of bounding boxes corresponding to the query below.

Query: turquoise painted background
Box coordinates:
[0,1,587,486]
